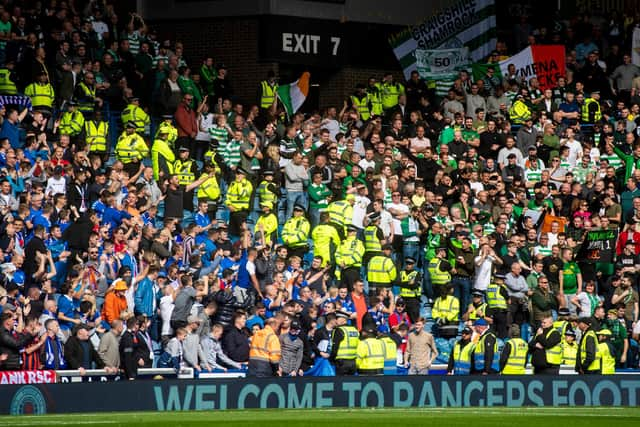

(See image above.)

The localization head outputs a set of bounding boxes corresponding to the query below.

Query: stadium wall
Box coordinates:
[3,375,640,415]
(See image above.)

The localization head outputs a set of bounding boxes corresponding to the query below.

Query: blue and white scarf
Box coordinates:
[44,336,67,369]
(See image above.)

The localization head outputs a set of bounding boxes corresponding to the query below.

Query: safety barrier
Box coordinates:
[2,375,639,415]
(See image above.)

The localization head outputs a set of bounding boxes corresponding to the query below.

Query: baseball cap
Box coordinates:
[462,326,473,335]
[474,318,488,326]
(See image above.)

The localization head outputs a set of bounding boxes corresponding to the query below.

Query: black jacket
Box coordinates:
[64,335,105,370]
[119,330,141,379]
[529,326,562,369]
[0,326,33,370]
[221,326,249,363]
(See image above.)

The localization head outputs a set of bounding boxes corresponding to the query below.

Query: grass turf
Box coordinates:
[2,407,640,426]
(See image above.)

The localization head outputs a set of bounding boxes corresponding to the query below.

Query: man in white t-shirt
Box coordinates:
[386,191,410,247]
[561,127,583,168]
[46,165,67,197]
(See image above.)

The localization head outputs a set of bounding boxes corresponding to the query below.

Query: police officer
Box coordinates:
[399,257,422,322]
[363,212,385,265]
[350,83,371,121]
[327,194,355,240]
[380,72,405,112]
[281,204,310,259]
[562,328,578,368]
[58,100,85,139]
[174,146,199,217]
[553,307,571,343]
[330,310,359,376]
[24,71,55,115]
[576,317,600,375]
[500,324,528,375]
[471,318,499,375]
[485,273,509,340]
[356,326,385,375]
[255,202,278,246]
[225,167,254,238]
[581,90,601,124]
[151,128,176,181]
[367,244,397,297]
[115,121,149,177]
[155,115,178,148]
[311,212,342,269]
[84,110,109,161]
[379,329,398,375]
[335,225,365,291]
[448,326,474,375]
[427,247,452,298]
[530,315,562,375]
[464,290,487,324]
[121,96,150,135]
[366,77,384,117]
[259,71,278,111]
[256,170,279,214]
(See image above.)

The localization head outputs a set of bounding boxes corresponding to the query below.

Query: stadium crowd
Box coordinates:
[0,1,639,379]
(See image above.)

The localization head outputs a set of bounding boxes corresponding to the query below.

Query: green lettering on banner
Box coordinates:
[528,380,545,406]
[219,384,227,410]
[569,381,591,406]
[287,383,313,408]
[237,384,260,409]
[195,385,216,410]
[316,382,334,408]
[553,380,568,406]
[464,380,484,406]
[393,381,414,407]
[360,382,384,408]
[154,385,193,411]
[620,381,640,406]
[417,381,437,407]
[506,381,525,407]
[441,381,461,407]
[592,380,621,406]
[342,382,361,407]
[260,384,285,409]
[486,381,503,406]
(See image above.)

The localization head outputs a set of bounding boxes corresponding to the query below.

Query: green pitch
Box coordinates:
[3,407,640,426]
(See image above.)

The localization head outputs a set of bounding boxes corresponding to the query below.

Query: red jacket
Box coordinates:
[175,103,197,137]
[616,230,640,255]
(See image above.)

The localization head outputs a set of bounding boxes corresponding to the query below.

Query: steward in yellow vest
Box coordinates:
[0,63,18,95]
[155,115,178,148]
[398,257,422,322]
[485,273,509,340]
[427,247,452,296]
[335,225,365,289]
[530,316,562,375]
[380,335,398,375]
[356,327,385,375]
[367,79,384,116]
[84,111,109,158]
[151,130,176,181]
[121,97,150,134]
[330,311,359,376]
[500,324,528,375]
[58,101,85,137]
[366,245,397,296]
[259,73,278,110]
[255,202,278,246]
[472,320,499,374]
[508,95,532,124]
[74,76,99,116]
[596,329,615,375]
[196,162,221,218]
[581,92,602,124]
[115,122,149,176]
[225,168,254,237]
[448,327,474,375]
[327,195,355,239]
[24,72,55,114]
[576,318,599,374]
[350,84,371,121]
[380,73,405,111]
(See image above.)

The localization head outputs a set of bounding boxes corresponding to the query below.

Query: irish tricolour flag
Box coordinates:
[277,72,310,116]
